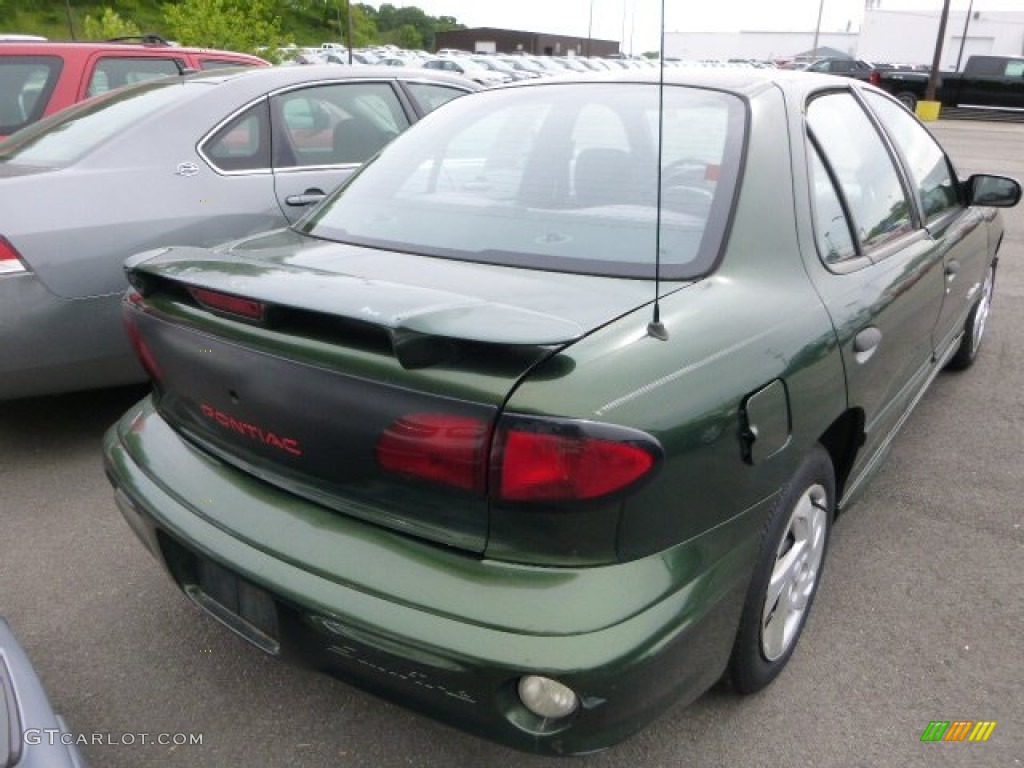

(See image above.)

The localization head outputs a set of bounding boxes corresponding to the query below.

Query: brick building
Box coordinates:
[434,27,619,57]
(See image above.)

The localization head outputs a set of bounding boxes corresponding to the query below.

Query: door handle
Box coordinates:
[945,259,960,278]
[853,327,882,363]
[285,190,326,206]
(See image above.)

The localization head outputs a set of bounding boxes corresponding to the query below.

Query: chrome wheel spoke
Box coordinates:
[761,484,828,661]
[972,269,993,354]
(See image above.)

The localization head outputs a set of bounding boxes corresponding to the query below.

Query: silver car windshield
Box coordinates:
[300,82,745,279]
[0,79,187,167]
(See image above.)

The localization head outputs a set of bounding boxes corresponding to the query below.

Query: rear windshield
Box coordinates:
[0,78,186,167]
[0,55,63,135]
[300,82,745,279]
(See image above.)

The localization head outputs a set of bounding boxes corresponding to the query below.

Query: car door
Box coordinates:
[860,90,990,358]
[269,81,412,223]
[801,90,947,479]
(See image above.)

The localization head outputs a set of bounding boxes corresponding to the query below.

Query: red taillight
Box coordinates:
[0,235,27,275]
[869,71,880,86]
[376,412,660,502]
[376,413,489,492]
[188,287,265,321]
[124,320,162,381]
[496,428,657,502]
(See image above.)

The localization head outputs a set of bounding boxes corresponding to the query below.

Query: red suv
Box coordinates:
[0,36,268,138]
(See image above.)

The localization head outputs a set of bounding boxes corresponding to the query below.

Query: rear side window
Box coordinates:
[86,56,182,97]
[199,58,253,71]
[0,78,186,166]
[301,83,745,279]
[202,100,271,172]
[808,145,858,265]
[0,55,62,135]
[807,92,914,252]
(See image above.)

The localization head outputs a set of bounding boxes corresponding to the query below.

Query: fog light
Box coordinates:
[517,675,579,719]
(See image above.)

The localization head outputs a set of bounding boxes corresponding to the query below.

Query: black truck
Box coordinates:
[870,55,1024,111]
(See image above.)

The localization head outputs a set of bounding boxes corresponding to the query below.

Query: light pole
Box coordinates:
[587,0,594,58]
[925,0,952,102]
[346,0,353,65]
[64,0,75,39]
[955,0,975,72]
[620,0,627,57]
[811,0,825,56]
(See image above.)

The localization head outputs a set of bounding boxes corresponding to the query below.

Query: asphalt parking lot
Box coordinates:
[1,118,1022,767]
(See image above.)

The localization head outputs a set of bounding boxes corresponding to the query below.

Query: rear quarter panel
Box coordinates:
[2,85,282,299]
[501,85,847,561]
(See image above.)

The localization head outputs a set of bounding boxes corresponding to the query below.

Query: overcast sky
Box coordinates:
[388,1,1022,54]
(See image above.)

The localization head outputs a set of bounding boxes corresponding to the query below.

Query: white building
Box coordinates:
[664,9,1024,70]
[859,9,1024,69]
[664,31,858,63]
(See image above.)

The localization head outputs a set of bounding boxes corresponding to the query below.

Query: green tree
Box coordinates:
[83,8,142,40]
[163,0,292,60]
[381,23,421,50]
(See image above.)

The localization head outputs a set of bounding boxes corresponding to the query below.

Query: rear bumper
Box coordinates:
[103,396,768,754]
[0,275,143,400]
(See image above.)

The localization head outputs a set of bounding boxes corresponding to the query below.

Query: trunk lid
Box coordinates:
[126,229,676,552]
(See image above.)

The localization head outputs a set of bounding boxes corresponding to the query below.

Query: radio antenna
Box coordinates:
[646,0,669,341]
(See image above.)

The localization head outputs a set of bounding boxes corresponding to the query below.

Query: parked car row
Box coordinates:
[0,37,268,139]
[0,65,477,399]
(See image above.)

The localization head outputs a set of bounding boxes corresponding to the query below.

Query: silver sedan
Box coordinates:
[0,65,477,400]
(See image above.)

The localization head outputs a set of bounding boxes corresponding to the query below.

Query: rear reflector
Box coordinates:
[188,287,265,321]
[123,299,162,381]
[496,426,657,502]
[376,413,489,492]
[0,236,27,275]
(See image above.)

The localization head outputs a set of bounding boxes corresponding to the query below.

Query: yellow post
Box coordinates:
[916,101,942,121]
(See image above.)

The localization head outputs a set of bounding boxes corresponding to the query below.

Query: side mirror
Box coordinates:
[964,174,1022,207]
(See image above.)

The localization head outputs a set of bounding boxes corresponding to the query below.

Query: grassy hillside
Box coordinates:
[1,1,459,49]
[4,0,333,45]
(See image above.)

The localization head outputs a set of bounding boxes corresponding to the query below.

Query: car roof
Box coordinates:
[183,64,481,90]
[490,66,854,99]
[0,39,263,59]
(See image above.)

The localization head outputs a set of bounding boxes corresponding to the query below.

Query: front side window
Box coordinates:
[270,82,409,168]
[807,92,914,252]
[300,83,745,279]
[863,91,958,221]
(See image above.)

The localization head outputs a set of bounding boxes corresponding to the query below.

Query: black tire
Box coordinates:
[895,91,918,112]
[947,264,995,371]
[729,445,835,694]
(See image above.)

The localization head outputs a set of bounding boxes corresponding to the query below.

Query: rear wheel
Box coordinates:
[729,445,834,694]
[948,263,994,371]
[895,91,918,112]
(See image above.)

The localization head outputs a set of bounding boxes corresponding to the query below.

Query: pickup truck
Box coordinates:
[801,57,876,80]
[870,55,1024,112]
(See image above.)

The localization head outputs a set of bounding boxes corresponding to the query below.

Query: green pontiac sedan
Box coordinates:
[103,69,1019,754]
